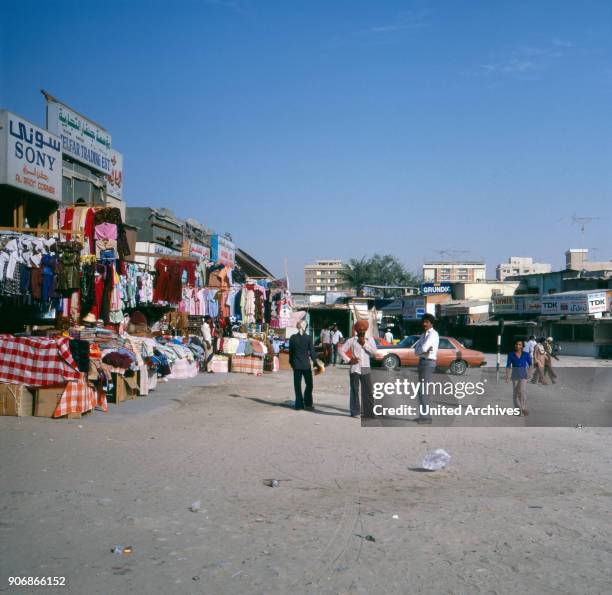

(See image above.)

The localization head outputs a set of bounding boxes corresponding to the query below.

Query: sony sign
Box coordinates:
[0,110,62,202]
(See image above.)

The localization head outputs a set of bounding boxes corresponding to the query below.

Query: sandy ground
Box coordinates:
[1,362,612,595]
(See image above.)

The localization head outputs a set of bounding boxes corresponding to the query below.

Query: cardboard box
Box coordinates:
[278,351,291,371]
[111,373,139,403]
[0,383,34,416]
[34,385,66,417]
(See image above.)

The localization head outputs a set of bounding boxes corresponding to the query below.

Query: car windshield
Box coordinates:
[399,335,418,348]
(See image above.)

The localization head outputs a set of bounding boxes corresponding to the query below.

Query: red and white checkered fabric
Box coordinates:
[53,373,108,417]
[0,335,81,387]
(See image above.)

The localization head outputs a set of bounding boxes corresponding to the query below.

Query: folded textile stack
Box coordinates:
[231,355,263,375]
[222,337,240,355]
[210,355,229,373]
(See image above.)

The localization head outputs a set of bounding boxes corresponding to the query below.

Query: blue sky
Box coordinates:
[2,0,612,288]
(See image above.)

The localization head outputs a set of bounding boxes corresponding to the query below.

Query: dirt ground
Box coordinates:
[1,365,612,595]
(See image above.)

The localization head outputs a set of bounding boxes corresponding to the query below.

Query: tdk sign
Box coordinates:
[421,283,452,295]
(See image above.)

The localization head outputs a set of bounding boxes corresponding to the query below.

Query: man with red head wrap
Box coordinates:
[339,319,377,417]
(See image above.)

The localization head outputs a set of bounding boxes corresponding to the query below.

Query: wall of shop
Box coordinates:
[453,281,519,301]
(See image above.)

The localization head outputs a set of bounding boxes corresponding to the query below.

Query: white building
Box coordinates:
[496,257,551,281]
[422,261,486,283]
[304,259,349,293]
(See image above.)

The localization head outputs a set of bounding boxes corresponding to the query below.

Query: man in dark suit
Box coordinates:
[289,320,320,410]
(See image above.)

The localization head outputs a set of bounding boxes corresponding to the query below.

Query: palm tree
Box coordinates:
[340,257,371,293]
[339,254,421,295]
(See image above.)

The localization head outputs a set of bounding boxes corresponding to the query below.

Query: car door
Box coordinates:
[436,337,457,367]
[398,336,418,366]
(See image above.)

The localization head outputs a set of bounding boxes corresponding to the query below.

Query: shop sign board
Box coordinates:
[519,296,541,313]
[540,291,606,315]
[46,100,113,174]
[105,149,123,200]
[211,234,235,266]
[421,283,452,295]
[0,110,62,202]
[587,291,608,314]
[492,295,515,313]
[189,242,210,260]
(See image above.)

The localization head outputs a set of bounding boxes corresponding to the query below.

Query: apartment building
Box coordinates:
[496,256,551,281]
[422,261,486,283]
[304,259,349,293]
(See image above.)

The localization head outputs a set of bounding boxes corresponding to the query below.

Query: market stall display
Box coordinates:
[0,204,289,420]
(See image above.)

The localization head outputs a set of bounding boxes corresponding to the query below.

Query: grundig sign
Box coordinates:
[421,283,452,295]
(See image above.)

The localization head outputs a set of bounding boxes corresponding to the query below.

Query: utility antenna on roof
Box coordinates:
[571,214,602,234]
[431,249,470,260]
[284,257,290,291]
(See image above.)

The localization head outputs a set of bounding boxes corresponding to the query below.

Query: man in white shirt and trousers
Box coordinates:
[331,324,343,366]
[340,319,377,417]
[413,313,439,424]
[524,335,536,368]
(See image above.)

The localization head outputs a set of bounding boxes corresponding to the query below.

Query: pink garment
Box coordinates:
[94,222,118,241]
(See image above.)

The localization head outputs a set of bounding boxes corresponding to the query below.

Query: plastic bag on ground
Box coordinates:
[422,448,451,471]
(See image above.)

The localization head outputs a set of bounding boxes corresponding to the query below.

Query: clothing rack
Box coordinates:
[0,227,85,238]
[133,252,197,261]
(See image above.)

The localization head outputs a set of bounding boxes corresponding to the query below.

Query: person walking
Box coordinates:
[384,328,394,344]
[505,339,532,416]
[339,320,377,417]
[201,315,214,372]
[412,313,439,424]
[320,326,332,364]
[543,337,558,384]
[289,320,319,411]
[331,324,343,366]
[524,335,536,362]
[531,338,548,385]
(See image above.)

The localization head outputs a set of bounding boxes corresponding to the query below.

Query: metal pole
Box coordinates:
[496,334,501,371]
[496,319,504,377]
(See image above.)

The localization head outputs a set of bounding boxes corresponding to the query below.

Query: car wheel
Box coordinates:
[450,359,467,375]
[383,355,400,371]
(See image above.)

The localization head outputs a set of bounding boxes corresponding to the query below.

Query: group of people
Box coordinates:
[319,323,344,365]
[287,319,377,414]
[288,314,438,423]
[505,335,560,416]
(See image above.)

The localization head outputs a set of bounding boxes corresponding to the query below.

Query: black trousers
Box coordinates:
[349,370,374,417]
[293,369,313,409]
